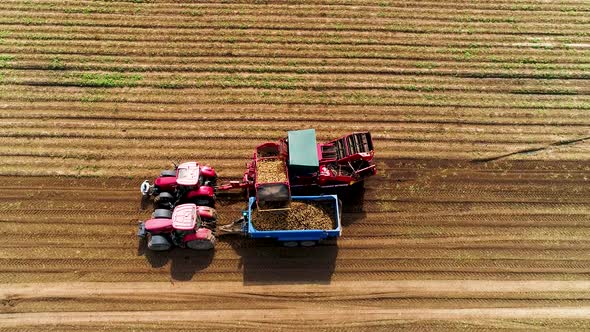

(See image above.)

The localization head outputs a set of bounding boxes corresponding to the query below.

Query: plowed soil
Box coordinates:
[1,0,589,330]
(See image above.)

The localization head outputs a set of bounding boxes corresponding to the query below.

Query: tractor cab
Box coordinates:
[171,203,198,244]
[172,203,199,230]
[176,162,200,186]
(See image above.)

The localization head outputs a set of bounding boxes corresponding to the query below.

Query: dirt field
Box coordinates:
[1,0,589,330]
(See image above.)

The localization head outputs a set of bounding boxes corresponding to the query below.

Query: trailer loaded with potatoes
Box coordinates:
[139,129,375,249]
[229,195,342,247]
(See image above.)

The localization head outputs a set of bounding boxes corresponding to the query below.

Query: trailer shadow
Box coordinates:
[137,238,214,281]
[225,237,338,285]
[214,183,366,285]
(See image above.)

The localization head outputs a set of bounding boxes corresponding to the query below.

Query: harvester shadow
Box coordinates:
[225,237,338,285]
[138,238,214,281]
[335,183,367,227]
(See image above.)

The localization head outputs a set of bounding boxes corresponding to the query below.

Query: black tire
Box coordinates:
[153,209,172,219]
[160,170,176,177]
[194,197,215,208]
[148,234,172,251]
[300,240,317,247]
[155,192,175,210]
[186,237,215,250]
[156,192,174,202]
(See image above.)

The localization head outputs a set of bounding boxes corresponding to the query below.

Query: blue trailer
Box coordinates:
[234,195,342,247]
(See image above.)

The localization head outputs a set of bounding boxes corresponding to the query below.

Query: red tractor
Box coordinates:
[137,203,217,251]
[140,161,217,209]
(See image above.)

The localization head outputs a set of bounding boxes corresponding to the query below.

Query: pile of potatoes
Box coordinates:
[251,202,334,231]
[256,159,287,183]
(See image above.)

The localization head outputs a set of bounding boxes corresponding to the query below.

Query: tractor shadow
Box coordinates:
[225,237,338,285]
[139,195,151,211]
[137,238,214,281]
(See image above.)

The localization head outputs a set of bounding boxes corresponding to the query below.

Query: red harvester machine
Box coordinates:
[218,129,376,202]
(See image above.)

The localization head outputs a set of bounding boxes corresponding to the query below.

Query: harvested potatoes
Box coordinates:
[252,202,334,231]
[256,159,287,183]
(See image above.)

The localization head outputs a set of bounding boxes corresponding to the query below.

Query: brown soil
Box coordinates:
[1,0,589,330]
[2,158,589,329]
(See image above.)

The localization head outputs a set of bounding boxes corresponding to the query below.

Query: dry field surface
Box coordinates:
[1,0,589,330]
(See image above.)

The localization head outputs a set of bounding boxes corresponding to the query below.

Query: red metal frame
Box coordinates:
[215,131,376,193]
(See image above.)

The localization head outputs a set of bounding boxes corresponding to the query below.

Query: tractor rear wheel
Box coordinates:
[157,192,174,201]
[160,170,176,177]
[148,234,172,251]
[186,237,215,250]
[153,209,172,219]
[155,192,175,209]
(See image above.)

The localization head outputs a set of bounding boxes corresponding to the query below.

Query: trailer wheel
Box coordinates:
[153,209,172,219]
[283,241,298,248]
[160,170,176,177]
[300,241,317,247]
[147,234,171,251]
